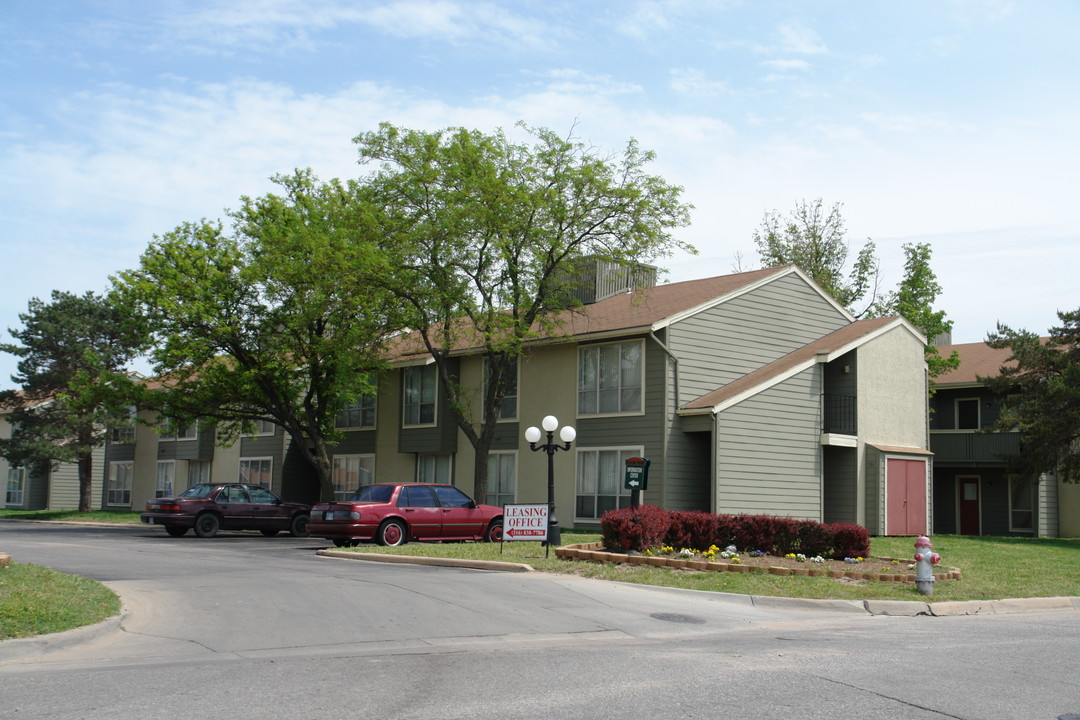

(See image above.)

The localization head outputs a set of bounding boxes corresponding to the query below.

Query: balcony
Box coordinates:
[929,430,1021,464]
[822,394,856,435]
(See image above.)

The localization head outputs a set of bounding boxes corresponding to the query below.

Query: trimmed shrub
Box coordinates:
[714,514,738,548]
[732,514,781,554]
[599,505,671,552]
[794,519,833,557]
[665,511,718,551]
[829,522,871,559]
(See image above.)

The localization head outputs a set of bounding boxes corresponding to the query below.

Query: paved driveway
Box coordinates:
[2,522,1079,720]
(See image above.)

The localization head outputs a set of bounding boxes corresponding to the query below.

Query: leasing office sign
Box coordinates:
[502,504,549,542]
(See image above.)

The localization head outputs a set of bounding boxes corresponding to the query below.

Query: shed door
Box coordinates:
[886,458,927,535]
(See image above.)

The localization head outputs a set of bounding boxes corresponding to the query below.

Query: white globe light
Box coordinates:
[559,426,576,443]
[525,426,541,443]
[542,415,559,432]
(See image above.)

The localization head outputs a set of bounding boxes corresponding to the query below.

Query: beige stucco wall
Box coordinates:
[856,325,929,450]
[373,368,413,483]
[1058,477,1080,537]
[0,413,11,508]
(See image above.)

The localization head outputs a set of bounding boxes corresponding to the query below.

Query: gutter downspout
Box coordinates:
[650,330,679,510]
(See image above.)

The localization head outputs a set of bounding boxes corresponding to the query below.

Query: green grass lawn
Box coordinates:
[338,533,1080,603]
[0,509,142,523]
[0,563,121,640]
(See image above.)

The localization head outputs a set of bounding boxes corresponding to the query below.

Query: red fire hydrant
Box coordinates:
[914,536,941,596]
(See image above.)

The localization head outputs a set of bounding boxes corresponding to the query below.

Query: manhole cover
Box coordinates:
[650,612,706,624]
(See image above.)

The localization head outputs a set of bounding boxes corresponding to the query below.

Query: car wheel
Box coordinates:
[376,519,407,547]
[289,513,310,538]
[484,520,503,543]
[165,525,188,538]
[333,539,359,548]
[260,529,280,537]
[193,513,220,538]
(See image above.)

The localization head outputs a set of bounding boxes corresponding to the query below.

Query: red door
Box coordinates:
[958,476,981,535]
[886,459,927,535]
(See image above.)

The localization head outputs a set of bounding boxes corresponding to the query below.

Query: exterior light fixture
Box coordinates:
[525,415,575,549]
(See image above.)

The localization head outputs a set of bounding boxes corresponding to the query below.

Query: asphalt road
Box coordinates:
[2,521,1079,720]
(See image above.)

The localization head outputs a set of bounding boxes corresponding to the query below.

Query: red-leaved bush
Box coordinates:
[599,505,671,552]
[665,511,718,550]
[829,522,871,559]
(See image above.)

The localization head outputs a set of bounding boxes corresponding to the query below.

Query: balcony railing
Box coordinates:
[822,394,857,435]
[929,430,1021,463]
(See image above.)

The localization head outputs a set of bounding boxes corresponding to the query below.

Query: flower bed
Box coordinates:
[555,542,962,583]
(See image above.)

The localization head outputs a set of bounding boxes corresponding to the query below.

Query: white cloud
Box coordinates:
[669,68,727,97]
[777,23,828,55]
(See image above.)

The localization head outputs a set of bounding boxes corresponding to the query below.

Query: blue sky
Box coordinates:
[2,1,1078,388]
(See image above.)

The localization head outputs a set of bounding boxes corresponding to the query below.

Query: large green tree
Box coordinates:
[0,290,147,511]
[983,309,1080,480]
[357,122,694,500]
[753,198,880,316]
[113,170,406,501]
[870,242,960,381]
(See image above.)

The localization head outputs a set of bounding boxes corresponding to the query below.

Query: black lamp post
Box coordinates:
[525,415,575,549]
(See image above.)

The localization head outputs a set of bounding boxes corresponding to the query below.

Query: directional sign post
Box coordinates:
[624,457,650,510]
[502,504,549,550]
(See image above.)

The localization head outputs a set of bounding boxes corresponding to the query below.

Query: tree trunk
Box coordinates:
[77,450,93,513]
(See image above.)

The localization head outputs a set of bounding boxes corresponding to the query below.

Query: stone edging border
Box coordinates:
[554,542,962,583]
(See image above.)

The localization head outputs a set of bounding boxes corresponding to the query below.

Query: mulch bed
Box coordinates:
[555,543,961,583]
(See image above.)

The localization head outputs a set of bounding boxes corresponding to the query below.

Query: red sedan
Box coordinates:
[308,483,503,547]
[141,483,311,538]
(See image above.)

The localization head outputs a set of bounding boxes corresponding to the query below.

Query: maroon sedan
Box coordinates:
[141,483,311,539]
[308,483,503,547]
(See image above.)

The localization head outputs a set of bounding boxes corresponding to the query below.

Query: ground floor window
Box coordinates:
[108,461,133,506]
[1009,474,1035,531]
[239,457,272,488]
[188,460,210,489]
[575,447,639,520]
[156,460,175,498]
[486,452,516,507]
[5,465,25,506]
[332,454,374,500]
[417,454,452,484]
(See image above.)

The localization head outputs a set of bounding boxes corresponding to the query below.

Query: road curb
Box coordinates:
[316,549,535,572]
[0,611,125,663]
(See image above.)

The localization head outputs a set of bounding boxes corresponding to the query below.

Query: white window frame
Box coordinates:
[486,451,517,507]
[483,357,519,422]
[155,460,176,498]
[160,419,197,441]
[187,460,211,489]
[574,446,641,522]
[239,457,273,487]
[107,461,133,507]
[577,340,645,417]
[6,465,26,506]
[416,453,452,484]
[336,396,377,430]
[245,420,276,437]
[332,454,375,501]
[111,406,137,444]
[954,397,981,430]
[1008,474,1035,532]
[403,364,438,427]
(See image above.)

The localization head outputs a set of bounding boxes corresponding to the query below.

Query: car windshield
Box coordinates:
[349,485,394,503]
[179,484,215,499]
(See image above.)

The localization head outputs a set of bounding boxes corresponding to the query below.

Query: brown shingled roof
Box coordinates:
[388,265,804,362]
[680,316,911,413]
[932,341,1019,386]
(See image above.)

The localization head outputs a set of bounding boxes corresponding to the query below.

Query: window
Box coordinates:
[247,420,276,436]
[1009,475,1034,531]
[403,364,437,425]
[332,454,374,501]
[578,341,643,415]
[416,454,452,483]
[239,458,272,487]
[5,466,25,506]
[955,398,980,430]
[108,461,133,506]
[248,486,278,504]
[336,396,376,429]
[188,460,211,489]
[399,484,438,507]
[483,357,518,421]
[111,406,137,444]
[576,448,638,520]
[156,461,175,498]
[434,485,475,508]
[486,452,516,507]
[160,419,197,440]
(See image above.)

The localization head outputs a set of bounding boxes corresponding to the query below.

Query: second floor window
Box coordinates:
[403,364,437,425]
[956,398,980,430]
[483,357,518,421]
[578,340,643,415]
[336,396,376,429]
